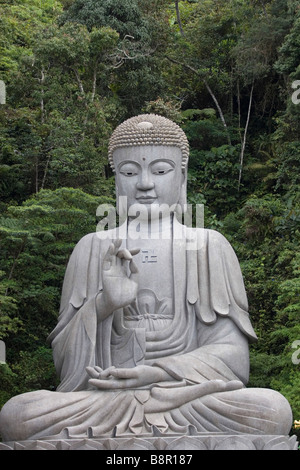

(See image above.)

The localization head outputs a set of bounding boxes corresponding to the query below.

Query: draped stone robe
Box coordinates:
[50,219,257,392]
[0,220,293,441]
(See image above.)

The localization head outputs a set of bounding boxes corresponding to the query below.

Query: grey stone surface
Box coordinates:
[0,115,296,449]
[1,435,298,451]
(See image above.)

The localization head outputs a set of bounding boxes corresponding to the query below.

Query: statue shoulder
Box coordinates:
[200,227,230,243]
[72,228,119,253]
[205,228,235,251]
[185,227,235,253]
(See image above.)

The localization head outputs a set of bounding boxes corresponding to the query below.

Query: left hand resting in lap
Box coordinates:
[86,365,174,390]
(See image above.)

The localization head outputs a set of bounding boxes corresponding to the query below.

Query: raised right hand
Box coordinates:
[97,239,140,318]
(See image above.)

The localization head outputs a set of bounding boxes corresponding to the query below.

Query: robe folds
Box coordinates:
[0,220,293,441]
[48,220,257,392]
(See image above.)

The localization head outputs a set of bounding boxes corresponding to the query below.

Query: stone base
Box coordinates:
[0,434,298,450]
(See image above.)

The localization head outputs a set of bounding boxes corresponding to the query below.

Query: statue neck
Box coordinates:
[127,212,174,240]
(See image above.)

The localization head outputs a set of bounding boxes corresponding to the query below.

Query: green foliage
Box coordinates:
[248,351,287,389]
[0,347,59,409]
[275,11,300,77]
[0,188,114,354]
[143,97,183,123]
[221,190,300,419]
[0,271,20,340]
[0,20,121,201]
[60,0,151,41]
[10,346,58,394]
[0,363,17,408]
[58,0,168,115]
[0,0,62,82]
[183,110,241,215]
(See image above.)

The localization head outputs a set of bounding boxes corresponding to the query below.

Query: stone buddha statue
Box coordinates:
[0,114,293,444]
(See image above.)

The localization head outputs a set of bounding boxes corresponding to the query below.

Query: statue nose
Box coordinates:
[136,172,155,191]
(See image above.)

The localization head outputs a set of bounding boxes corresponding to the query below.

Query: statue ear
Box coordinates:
[116,186,128,221]
[177,169,187,211]
[115,183,119,213]
[116,184,122,215]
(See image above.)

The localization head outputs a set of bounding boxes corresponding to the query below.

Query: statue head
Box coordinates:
[108,114,189,214]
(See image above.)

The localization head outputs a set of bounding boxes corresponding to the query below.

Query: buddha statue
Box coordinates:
[0,114,293,442]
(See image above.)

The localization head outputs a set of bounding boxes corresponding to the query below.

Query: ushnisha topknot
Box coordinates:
[108,114,189,172]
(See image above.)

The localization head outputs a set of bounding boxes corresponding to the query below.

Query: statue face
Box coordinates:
[113,145,184,214]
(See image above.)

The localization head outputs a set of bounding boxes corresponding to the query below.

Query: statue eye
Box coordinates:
[123,171,136,176]
[151,161,174,175]
[119,164,139,176]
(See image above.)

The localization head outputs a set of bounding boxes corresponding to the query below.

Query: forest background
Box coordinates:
[0,0,299,436]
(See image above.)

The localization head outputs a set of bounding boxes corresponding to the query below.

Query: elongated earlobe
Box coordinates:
[116,188,128,220]
[177,169,187,212]
[115,184,119,213]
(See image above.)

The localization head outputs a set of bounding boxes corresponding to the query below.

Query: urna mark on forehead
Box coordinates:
[108,114,189,172]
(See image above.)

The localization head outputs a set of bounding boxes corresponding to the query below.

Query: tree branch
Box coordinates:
[238,82,254,190]
[91,66,97,103]
[5,241,26,296]
[39,68,45,124]
[165,55,231,145]
[71,67,85,95]
[175,0,185,37]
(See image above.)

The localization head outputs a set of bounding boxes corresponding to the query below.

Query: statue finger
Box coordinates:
[89,378,132,390]
[113,239,122,253]
[103,260,111,271]
[99,366,116,378]
[224,380,244,391]
[109,368,137,379]
[129,248,140,257]
[88,378,114,389]
[117,249,133,260]
[103,243,115,270]
[86,366,102,378]
[129,259,138,274]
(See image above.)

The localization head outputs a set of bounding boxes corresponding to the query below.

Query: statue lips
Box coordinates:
[136,197,157,204]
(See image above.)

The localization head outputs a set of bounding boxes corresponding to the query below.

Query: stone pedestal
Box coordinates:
[0,434,298,450]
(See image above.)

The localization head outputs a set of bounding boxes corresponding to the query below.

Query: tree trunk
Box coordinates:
[165,55,232,146]
[175,0,185,37]
[35,157,39,194]
[203,79,232,146]
[83,66,98,127]
[72,67,85,96]
[91,66,97,103]
[41,149,53,191]
[238,82,254,190]
[40,68,45,124]
[5,241,25,296]
[237,80,242,145]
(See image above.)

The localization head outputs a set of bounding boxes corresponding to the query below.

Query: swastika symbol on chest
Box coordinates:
[141,249,158,263]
